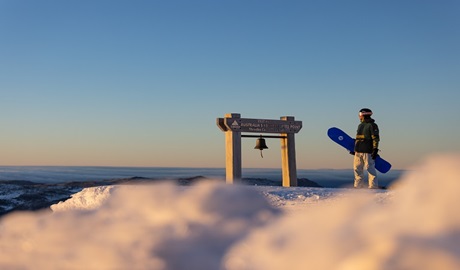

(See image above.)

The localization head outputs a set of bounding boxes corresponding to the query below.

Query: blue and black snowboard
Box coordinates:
[327,127,391,173]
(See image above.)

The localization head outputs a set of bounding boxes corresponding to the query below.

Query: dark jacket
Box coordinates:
[354,118,379,153]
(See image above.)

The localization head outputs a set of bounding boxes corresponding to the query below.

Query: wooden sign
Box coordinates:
[217,117,302,134]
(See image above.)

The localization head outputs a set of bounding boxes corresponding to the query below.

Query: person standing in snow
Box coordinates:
[350,108,380,189]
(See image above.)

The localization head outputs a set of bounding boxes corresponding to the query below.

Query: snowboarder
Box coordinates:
[350,108,380,189]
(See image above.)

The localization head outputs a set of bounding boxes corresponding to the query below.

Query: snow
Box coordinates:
[51,185,116,212]
[0,187,23,201]
[1,153,460,269]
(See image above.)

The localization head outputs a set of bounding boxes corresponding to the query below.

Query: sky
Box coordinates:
[1,0,459,169]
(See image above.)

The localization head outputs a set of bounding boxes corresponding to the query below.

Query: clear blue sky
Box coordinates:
[1,0,459,169]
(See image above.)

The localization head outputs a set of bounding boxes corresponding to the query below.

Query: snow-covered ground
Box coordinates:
[1,154,460,269]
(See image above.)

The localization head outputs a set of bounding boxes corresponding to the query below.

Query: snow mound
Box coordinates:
[224,153,460,269]
[1,153,460,269]
[50,185,115,212]
[0,181,280,269]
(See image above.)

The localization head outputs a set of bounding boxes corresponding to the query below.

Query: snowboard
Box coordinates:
[327,127,392,174]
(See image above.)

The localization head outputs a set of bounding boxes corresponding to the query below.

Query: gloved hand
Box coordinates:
[349,151,355,156]
[371,148,379,160]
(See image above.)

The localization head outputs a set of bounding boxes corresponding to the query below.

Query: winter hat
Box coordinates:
[359,108,373,116]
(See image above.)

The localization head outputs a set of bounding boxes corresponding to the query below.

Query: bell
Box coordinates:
[254,136,268,158]
[254,137,268,150]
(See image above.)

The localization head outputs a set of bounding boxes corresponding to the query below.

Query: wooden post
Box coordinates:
[281,116,298,187]
[224,113,242,183]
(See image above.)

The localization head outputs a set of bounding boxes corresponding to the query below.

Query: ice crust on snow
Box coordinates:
[1,153,460,269]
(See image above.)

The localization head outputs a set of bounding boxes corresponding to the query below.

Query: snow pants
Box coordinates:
[353,152,378,189]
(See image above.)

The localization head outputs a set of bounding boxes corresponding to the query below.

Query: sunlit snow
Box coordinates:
[1,154,460,269]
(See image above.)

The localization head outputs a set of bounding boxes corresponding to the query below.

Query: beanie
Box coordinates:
[359,108,373,116]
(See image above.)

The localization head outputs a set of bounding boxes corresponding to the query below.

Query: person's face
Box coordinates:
[359,113,364,121]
